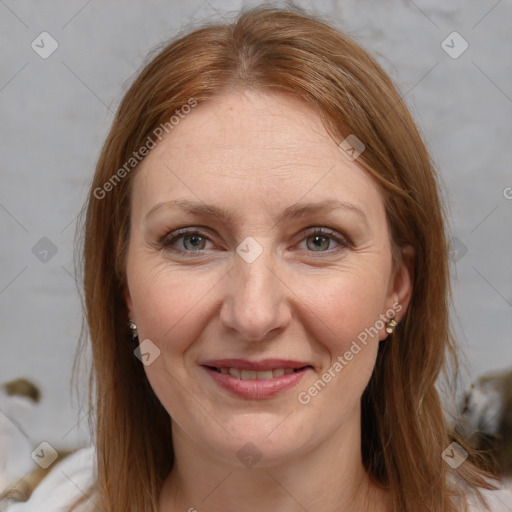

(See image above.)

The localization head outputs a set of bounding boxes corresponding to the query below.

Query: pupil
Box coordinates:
[309,235,328,251]
[186,235,203,250]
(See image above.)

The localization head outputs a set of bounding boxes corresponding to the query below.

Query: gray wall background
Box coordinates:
[1,0,511,453]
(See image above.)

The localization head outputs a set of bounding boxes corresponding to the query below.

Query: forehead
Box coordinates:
[131,89,384,224]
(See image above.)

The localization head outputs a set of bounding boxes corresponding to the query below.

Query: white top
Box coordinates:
[3,447,95,512]
[0,392,41,491]
[4,446,512,511]
[465,483,512,511]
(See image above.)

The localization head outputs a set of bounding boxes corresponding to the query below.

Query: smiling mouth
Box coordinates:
[206,366,311,380]
[202,363,312,399]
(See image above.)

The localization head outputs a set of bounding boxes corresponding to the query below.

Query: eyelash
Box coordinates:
[158,227,351,257]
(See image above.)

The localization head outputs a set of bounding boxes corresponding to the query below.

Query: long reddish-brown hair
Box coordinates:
[74,5,498,511]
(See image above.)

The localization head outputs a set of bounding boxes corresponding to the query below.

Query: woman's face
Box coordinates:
[124,89,412,468]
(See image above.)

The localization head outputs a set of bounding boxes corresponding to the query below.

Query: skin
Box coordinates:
[124,89,414,511]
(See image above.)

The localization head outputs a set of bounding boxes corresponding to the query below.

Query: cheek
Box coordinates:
[127,261,218,352]
[129,249,390,356]
[128,266,217,420]
[298,265,389,355]
[295,273,385,417]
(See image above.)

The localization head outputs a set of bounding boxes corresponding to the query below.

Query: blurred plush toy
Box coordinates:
[457,369,512,477]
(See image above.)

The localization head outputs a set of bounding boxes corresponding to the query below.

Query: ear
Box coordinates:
[385,244,414,323]
[124,286,135,321]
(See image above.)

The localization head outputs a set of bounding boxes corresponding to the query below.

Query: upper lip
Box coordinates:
[200,359,312,371]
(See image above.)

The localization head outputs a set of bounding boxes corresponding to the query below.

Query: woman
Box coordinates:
[6,5,509,512]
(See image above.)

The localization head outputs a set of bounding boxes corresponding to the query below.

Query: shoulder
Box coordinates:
[3,446,96,512]
[465,479,512,512]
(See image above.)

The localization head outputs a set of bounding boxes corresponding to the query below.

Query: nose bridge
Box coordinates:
[221,246,290,342]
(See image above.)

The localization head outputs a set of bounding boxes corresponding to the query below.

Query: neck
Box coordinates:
[159,409,391,512]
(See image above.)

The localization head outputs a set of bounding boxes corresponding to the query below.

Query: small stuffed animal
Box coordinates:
[457,369,512,477]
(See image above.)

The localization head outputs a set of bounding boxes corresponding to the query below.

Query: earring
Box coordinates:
[385,318,398,334]
[128,320,138,342]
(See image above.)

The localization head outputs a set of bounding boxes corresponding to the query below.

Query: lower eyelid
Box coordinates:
[161,232,214,252]
[160,229,350,253]
[297,234,349,253]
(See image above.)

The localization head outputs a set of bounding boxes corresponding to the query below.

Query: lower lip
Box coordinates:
[202,366,310,399]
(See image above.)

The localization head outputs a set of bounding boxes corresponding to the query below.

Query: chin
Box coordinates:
[215,435,308,469]
[213,411,326,467]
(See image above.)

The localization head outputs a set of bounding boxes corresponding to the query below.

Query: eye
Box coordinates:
[158,226,350,255]
[160,228,213,253]
[298,227,350,254]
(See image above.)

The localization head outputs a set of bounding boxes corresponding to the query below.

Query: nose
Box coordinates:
[219,252,292,343]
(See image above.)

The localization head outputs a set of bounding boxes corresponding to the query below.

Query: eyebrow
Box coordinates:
[144,198,369,228]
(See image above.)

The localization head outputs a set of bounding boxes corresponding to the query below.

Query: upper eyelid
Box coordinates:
[160,226,350,251]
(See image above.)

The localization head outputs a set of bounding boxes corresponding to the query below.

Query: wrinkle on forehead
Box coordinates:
[130,88,385,235]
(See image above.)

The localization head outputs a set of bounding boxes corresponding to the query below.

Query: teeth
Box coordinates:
[256,370,274,380]
[219,367,301,380]
[228,368,241,379]
[240,370,257,380]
